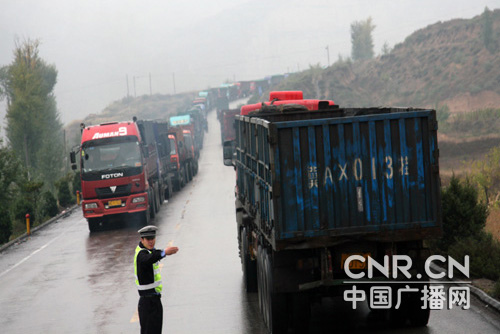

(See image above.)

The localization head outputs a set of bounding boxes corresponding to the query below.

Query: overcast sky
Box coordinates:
[1,0,499,127]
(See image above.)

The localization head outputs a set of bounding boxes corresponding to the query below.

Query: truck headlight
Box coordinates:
[132,196,146,203]
[84,203,98,209]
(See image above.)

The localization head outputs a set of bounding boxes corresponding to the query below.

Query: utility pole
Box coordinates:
[126,74,130,98]
[149,73,152,96]
[63,129,67,173]
[172,73,176,94]
[326,45,330,67]
[133,76,136,97]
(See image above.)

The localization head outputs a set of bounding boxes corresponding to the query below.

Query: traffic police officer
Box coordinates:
[134,225,179,334]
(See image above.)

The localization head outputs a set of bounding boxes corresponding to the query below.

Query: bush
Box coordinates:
[448,232,500,281]
[56,179,73,208]
[0,206,12,244]
[72,172,81,193]
[439,175,488,251]
[436,104,450,123]
[39,190,59,219]
[13,197,35,225]
[494,280,500,299]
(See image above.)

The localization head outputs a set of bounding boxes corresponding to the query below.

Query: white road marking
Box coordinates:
[0,234,63,278]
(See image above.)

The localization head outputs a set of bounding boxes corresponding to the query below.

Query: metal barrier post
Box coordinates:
[26,214,30,235]
[76,190,80,205]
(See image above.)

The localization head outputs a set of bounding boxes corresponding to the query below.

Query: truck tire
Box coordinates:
[257,244,264,313]
[149,188,156,219]
[159,181,165,204]
[87,218,101,232]
[241,228,257,292]
[291,292,310,333]
[141,207,150,226]
[180,167,186,188]
[164,184,171,200]
[174,172,181,192]
[154,183,161,214]
[407,284,430,327]
[194,160,199,175]
[260,247,287,333]
[186,162,192,182]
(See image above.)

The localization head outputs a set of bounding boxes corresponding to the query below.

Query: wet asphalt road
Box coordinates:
[1,100,500,333]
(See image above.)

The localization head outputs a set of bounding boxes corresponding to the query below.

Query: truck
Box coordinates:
[223,92,442,333]
[70,118,170,231]
[167,124,193,189]
[219,109,239,145]
[167,133,186,191]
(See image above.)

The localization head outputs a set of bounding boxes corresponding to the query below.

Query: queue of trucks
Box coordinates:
[70,98,209,232]
[223,91,442,333]
[70,84,443,332]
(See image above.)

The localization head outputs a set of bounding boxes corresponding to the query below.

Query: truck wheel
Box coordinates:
[180,168,186,188]
[154,183,161,214]
[159,181,165,204]
[141,207,150,226]
[174,173,181,192]
[164,185,171,200]
[407,284,430,327]
[241,228,257,292]
[291,292,310,333]
[257,244,264,313]
[87,218,101,232]
[194,160,199,175]
[149,188,156,219]
[261,248,287,333]
[186,162,192,182]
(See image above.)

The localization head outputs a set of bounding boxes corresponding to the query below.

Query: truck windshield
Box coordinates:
[81,136,142,173]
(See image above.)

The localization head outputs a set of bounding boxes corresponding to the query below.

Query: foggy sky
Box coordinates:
[1,0,498,128]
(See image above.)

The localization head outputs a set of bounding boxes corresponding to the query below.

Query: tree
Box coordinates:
[56,174,74,208]
[0,39,63,185]
[0,206,11,244]
[439,175,488,251]
[471,146,500,205]
[39,190,59,219]
[351,17,376,61]
[481,7,497,53]
[381,42,391,56]
[0,141,21,243]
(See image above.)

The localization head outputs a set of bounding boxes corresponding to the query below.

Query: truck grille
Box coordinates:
[95,184,132,199]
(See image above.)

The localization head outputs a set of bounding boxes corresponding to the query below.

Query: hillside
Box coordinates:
[65,92,194,149]
[272,9,500,177]
[64,9,500,175]
[276,9,500,111]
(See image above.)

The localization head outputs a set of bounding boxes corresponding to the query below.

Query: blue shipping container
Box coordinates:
[234,108,441,250]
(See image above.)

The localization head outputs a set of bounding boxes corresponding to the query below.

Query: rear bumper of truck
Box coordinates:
[82,191,148,218]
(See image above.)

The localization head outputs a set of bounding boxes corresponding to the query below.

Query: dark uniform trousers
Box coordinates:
[138,295,163,334]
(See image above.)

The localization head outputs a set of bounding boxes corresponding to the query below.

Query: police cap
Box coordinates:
[138,225,158,238]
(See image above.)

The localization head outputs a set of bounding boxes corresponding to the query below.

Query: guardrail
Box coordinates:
[0,204,79,253]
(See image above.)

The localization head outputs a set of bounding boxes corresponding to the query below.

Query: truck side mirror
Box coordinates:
[70,151,77,170]
[223,140,235,167]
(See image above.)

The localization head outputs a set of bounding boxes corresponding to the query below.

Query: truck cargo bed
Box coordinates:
[234,108,441,250]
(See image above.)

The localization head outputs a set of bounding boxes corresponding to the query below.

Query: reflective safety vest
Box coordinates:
[134,245,163,293]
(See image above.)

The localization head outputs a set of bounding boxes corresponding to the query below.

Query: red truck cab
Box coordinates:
[77,121,150,230]
[240,91,335,115]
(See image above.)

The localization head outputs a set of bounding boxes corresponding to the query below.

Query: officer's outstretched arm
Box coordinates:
[165,246,179,255]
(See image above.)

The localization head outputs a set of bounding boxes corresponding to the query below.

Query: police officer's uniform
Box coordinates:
[134,225,165,334]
